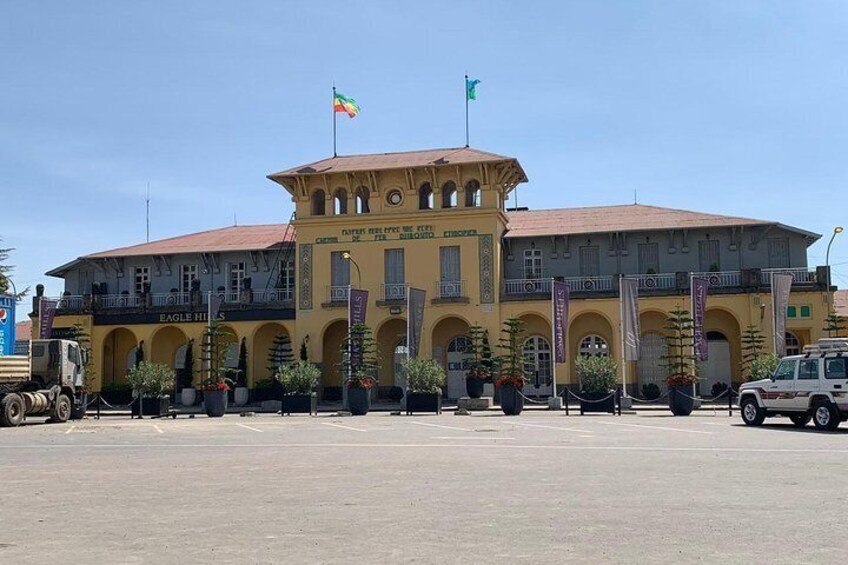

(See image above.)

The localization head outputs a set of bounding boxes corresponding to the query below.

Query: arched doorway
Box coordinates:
[253,322,293,386]
[376,318,407,391]
[523,336,553,396]
[785,332,802,356]
[393,338,408,388]
[151,325,189,393]
[637,332,667,392]
[569,312,615,387]
[101,328,138,387]
[321,320,348,400]
[700,331,731,396]
[431,316,470,399]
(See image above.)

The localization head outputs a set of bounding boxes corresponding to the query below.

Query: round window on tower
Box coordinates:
[386,189,404,207]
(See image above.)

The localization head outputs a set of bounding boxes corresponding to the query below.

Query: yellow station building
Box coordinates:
[36,147,833,400]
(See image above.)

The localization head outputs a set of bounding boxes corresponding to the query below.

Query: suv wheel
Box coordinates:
[741,396,765,426]
[812,401,840,431]
[790,414,811,428]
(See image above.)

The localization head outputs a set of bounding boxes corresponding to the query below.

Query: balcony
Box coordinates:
[434,280,467,301]
[503,268,823,299]
[327,285,350,304]
[381,283,408,302]
[52,286,295,313]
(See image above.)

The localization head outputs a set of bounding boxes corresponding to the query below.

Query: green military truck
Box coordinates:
[0,339,88,427]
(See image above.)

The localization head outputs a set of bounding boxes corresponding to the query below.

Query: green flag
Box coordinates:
[466,78,480,100]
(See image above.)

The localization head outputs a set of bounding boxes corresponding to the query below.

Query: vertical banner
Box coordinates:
[208,292,224,322]
[552,280,570,364]
[39,298,58,340]
[348,289,369,326]
[0,295,15,356]
[621,278,641,361]
[407,288,426,359]
[772,274,793,356]
[692,276,709,361]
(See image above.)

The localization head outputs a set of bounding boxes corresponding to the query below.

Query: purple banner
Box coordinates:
[621,278,641,361]
[772,274,793,356]
[39,298,58,340]
[692,276,709,361]
[407,288,426,359]
[348,288,368,326]
[552,280,569,364]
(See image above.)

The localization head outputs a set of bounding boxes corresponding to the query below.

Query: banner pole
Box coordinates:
[550,278,556,399]
[690,273,696,399]
[619,277,627,398]
[464,73,469,148]
[332,85,337,157]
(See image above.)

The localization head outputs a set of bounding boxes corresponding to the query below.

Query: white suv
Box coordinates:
[738,339,848,431]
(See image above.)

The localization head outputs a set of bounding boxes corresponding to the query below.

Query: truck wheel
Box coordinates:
[790,414,811,428]
[741,396,766,426]
[0,394,25,427]
[49,394,72,424]
[70,393,88,421]
[812,401,840,431]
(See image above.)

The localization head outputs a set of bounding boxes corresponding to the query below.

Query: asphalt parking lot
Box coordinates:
[1,411,846,564]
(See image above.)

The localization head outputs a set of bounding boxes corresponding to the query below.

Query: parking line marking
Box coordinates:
[322,422,368,433]
[595,421,712,435]
[409,421,470,432]
[64,426,76,434]
[236,423,264,433]
[505,421,594,434]
[151,424,164,434]
[432,437,515,441]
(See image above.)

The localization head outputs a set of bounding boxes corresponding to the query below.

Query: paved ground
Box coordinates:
[0,411,846,564]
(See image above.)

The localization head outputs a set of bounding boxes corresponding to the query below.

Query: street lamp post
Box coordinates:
[342,252,362,288]
[825,226,843,328]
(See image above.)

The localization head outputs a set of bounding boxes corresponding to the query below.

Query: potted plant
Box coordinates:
[178,339,197,406]
[200,320,236,417]
[275,361,319,415]
[641,382,661,400]
[464,325,490,398]
[403,357,445,414]
[495,318,527,416]
[340,323,379,416]
[234,338,249,406]
[576,355,618,414]
[662,306,698,416]
[127,361,174,417]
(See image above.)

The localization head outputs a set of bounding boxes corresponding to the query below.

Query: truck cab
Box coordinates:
[738,339,848,431]
[29,339,86,390]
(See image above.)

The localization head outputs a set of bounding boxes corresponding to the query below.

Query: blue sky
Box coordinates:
[2,1,848,320]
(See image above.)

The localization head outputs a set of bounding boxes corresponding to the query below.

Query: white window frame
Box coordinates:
[228,262,246,294]
[180,264,198,294]
[133,266,150,295]
[523,249,542,279]
[579,334,609,357]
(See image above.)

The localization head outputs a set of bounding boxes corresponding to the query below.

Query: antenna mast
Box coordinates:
[146,182,150,242]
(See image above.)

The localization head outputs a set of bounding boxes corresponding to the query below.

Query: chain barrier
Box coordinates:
[628,391,670,404]
[565,389,616,404]
[516,391,553,404]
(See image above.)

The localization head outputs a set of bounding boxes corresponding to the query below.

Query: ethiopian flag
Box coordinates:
[333,91,361,118]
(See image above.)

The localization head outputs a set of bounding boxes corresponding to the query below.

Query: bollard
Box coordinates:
[564,387,569,416]
[728,387,733,417]
[616,386,622,416]
[96,393,101,420]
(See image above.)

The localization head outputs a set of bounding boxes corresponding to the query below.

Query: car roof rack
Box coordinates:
[803,339,848,355]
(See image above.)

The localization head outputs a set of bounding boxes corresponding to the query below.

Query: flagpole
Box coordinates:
[332,85,337,157]
[690,273,697,399]
[464,73,469,147]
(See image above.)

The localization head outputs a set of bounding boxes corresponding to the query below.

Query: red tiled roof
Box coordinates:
[83,224,294,259]
[835,290,848,318]
[269,147,522,177]
[15,320,31,341]
[506,204,783,238]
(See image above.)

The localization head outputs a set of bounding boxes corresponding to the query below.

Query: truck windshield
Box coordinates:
[825,358,847,380]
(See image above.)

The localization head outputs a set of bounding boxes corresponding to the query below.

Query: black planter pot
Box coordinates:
[406,391,442,414]
[579,391,616,414]
[668,385,695,416]
[281,393,316,415]
[347,387,371,416]
[499,385,524,416]
[131,397,170,417]
[204,390,229,417]
[466,377,485,399]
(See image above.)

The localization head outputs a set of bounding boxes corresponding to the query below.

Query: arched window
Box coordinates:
[441,181,457,209]
[311,189,326,216]
[333,188,347,215]
[464,180,481,207]
[418,183,433,210]
[355,187,370,214]
[785,332,801,356]
[579,334,609,357]
[523,336,552,393]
